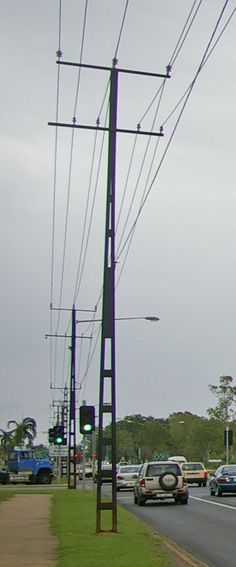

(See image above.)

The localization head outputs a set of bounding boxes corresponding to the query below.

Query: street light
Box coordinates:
[76,315,160,323]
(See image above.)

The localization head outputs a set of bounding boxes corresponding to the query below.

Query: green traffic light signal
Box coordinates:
[83,423,92,432]
[55,434,63,444]
[53,425,65,445]
[79,405,95,435]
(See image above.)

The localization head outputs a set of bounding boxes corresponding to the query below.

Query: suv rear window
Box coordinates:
[146,463,180,476]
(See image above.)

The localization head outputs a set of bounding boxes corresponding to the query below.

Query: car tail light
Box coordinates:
[183,477,188,485]
[140,478,145,487]
[219,476,230,483]
[117,475,124,480]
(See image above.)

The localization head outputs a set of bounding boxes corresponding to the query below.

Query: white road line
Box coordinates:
[119,493,236,511]
[190,495,236,511]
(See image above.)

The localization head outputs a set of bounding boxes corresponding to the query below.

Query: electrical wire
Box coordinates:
[116,0,232,266]
[54,0,89,335]
[139,0,203,125]
[162,5,236,128]
[72,0,131,303]
[73,106,109,304]
[116,79,166,258]
[115,0,205,267]
[114,0,130,60]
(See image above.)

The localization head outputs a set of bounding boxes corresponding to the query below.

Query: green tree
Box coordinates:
[186,418,224,462]
[0,429,14,457]
[207,375,236,422]
[7,417,37,447]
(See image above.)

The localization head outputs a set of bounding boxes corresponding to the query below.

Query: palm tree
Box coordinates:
[7,417,37,447]
[0,429,14,457]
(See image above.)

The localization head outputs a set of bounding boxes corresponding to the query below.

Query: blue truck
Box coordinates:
[0,448,54,485]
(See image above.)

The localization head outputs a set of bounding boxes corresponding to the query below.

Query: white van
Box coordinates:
[168,455,187,464]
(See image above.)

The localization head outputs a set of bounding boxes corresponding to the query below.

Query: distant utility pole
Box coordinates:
[49,57,170,531]
[68,305,77,489]
[45,306,93,490]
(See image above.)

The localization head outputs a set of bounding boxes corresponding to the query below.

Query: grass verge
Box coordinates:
[0,491,15,502]
[52,490,173,567]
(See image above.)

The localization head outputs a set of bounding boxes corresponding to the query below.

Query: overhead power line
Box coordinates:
[115,0,233,267]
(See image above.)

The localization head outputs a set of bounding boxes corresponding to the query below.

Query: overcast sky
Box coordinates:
[1,1,236,445]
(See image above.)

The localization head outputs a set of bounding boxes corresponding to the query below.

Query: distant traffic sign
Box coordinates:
[49,446,68,457]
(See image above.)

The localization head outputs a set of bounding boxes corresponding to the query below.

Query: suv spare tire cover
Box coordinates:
[159,472,178,491]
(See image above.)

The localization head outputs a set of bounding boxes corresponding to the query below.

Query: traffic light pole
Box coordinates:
[68,305,77,489]
[57,444,62,483]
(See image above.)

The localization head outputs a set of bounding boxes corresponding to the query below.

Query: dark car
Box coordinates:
[209,464,236,496]
[94,464,113,484]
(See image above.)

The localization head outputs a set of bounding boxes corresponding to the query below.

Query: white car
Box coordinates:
[78,464,93,480]
[134,460,189,505]
[116,464,141,491]
[168,455,187,464]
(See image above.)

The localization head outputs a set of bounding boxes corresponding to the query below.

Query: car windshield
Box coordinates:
[146,463,180,476]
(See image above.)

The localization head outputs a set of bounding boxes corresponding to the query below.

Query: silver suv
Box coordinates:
[133,460,189,506]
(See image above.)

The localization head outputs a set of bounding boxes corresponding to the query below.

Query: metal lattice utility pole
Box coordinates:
[96,59,118,532]
[68,305,77,489]
[62,385,68,444]
[49,57,170,530]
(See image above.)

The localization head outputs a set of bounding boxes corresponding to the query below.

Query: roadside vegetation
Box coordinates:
[102,375,236,464]
[52,489,173,567]
[1,375,236,466]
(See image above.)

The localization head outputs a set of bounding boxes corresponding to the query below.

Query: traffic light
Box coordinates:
[79,405,95,434]
[54,424,65,445]
[48,427,55,444]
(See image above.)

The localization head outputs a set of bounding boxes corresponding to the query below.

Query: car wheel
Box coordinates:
[210,487,215,496]
[174,495,188,504]
[134,493,138,504]
[159,472,178,491]
[216,486,222,497]
[179,496,188,505]
[138,495,146,506]
[198,482,201,487]
[36,471,51,485]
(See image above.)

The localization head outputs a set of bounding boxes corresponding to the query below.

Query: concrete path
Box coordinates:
[0,494,57,566]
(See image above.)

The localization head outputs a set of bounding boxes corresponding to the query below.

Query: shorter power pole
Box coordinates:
[68,306,77,489]
[46,305,93,489]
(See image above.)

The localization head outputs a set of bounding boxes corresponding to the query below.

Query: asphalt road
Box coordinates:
[117,485,236,567]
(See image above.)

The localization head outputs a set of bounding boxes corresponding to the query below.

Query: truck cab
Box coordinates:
[4,448,54,485]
